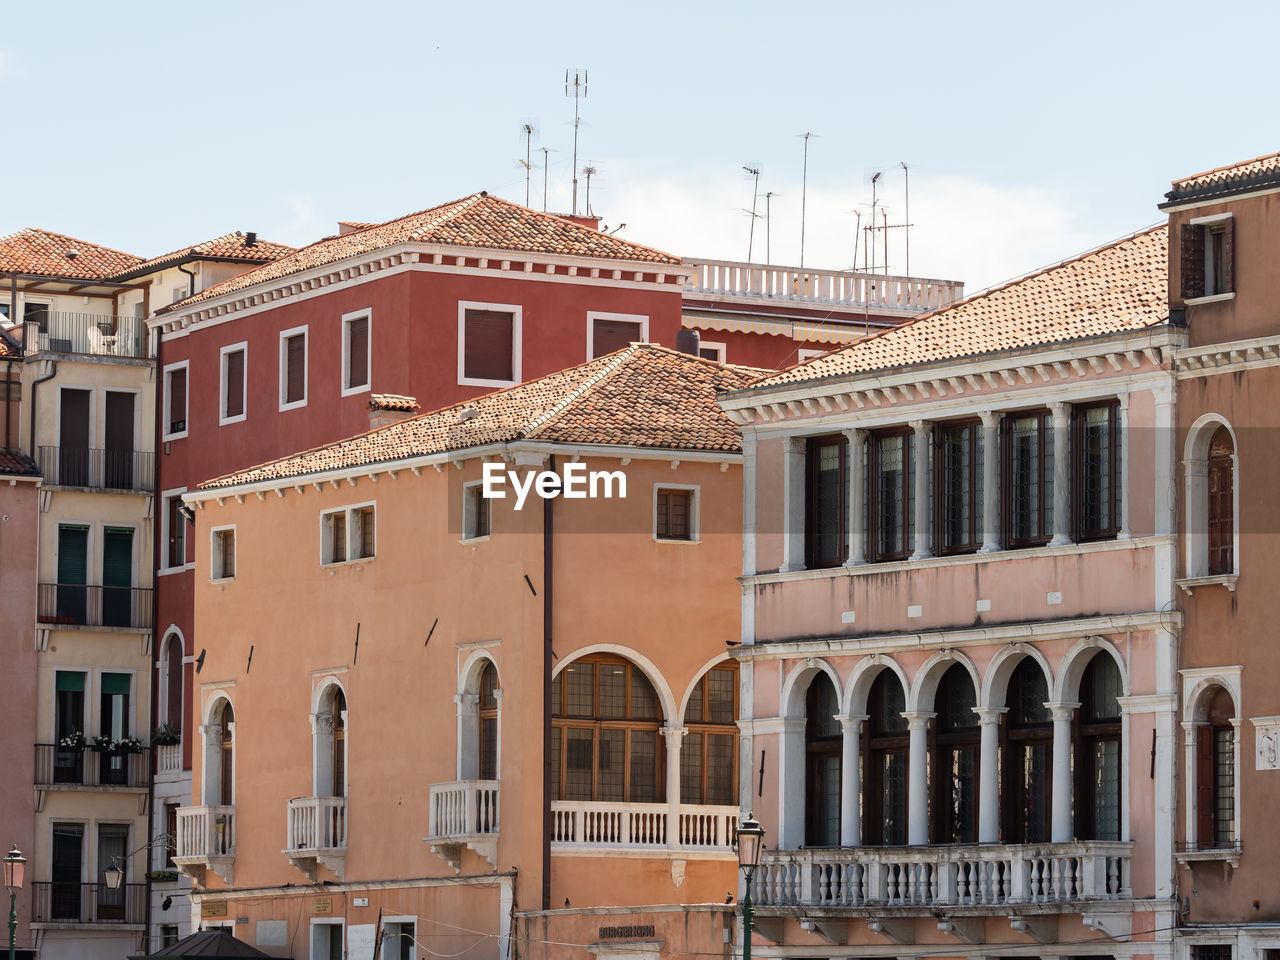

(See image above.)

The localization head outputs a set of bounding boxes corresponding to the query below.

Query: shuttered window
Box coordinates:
[166,497,186,568]
[1072,402,1121,542]
[806,435,848,567]
[1181,217,1234,300]
[591,318,643,358]
[166,367,187,435]
[465,484,491,540]
[321,506,375,563]
[867,431,912,563]
[463,309,515,383]
[355,507,375,559]
[213,529,236,579]
[281,330,307,406]
[222,348,245,420]
[345,315,369,390]
[1207,427,1234,575]
[655,488,692,541]
[1003,411,1053,547]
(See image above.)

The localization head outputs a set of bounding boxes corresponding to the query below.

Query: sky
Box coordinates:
[2,0,1277,293]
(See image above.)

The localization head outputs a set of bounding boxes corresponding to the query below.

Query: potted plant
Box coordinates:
[147,869,179,883]
[58,731,86,751]
[116,735,144,755]
[152,722,180,746]
[89,734,116,753]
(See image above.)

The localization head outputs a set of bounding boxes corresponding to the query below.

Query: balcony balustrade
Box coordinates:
[34,743,150,790]
[21,314,152,359]
[31,881,145,926]
[285,796,347,880]
[754,842,1132,909]
[550,800,738,850]
[36,445,154,492]
[155,741,182,776]
[173,804,235,885]
[684,258,963,312]
[426,780,499,871]
[37,583,153,630]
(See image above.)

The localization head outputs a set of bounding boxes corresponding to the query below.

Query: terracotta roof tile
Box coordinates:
[112,233,295,280]
[1172,151,1280,191]
[746,225,1168,390]
[0,228,142,280]
[0,330,18,358]
[0,448,39,476]
[201,346,766,489]
[163,193,682,314]
[369,394,420,412]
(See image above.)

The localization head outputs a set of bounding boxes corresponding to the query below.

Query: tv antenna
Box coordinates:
[538,146,556,212]
[764,191,779,265]
[900,161,911,276]
[518,122,538,207]
[742,166,761,263]
[851,209,862,270]
[798,132,818,267]
[565,68,588,215]
[582,164,598,217]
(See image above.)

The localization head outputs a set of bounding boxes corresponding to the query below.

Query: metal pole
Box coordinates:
[741,873,753,960]
[9,889,16,960]
[541,148,549,212]
[900,161,910,277]
[800,133,811,268]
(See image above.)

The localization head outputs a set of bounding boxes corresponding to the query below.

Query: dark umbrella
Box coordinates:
[130,928,272,959]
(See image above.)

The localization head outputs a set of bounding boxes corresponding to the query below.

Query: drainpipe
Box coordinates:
[176,261,197,299]
[28,361,57,459]
[145,319,163,955]
[542,454,555,912]
[3,358,13,450]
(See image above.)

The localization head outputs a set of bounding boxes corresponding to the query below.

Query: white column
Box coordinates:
[1153,384,1176,539]
[1231,718,1242,845]
[1181,721,1198,848]
[492,689,504,779]
[1117,395,1131,539]
[662,726,687,848]
[1048,402,1072,546]
[979,411,1001,553]
[454,692,479,780]
[777,718,807,850]
[781,437,807,572]
[497,875,514,960]
[1048,702,1078,842]
[909,420,932,560]
[905,711,934,845]
[742,430,758,578]
[199,722,221,806]
[843,429,867,567]
[976,707,1006,843]
[838,714,867,846]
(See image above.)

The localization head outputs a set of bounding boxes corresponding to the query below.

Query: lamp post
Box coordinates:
[734,814,765,960]
[4,844,27,960]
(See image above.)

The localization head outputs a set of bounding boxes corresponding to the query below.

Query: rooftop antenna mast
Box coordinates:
[764,191,778,265]
[565,68,588,215]
[900,161,911,276]
[539,147,552,212]
[742,166,761,263]
[852,209,862,270]
[519,123,537,207]
[582,165,598,217]
[799,132,817,267]
[868,170,882,275]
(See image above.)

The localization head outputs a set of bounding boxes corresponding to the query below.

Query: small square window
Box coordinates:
[342,311,371,395]
[588,312,648,359]
[279,326,308,410]
[1181,215,1234,301]
[321,504,375,565]
[463,481,491,541]
[698,341,726,362]
[220,343,247,425]
[458,302,521,387]
[655,486,697,542]
[211,527,236,580]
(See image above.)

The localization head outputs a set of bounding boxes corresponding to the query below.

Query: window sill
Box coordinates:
[321,556,375,569]
[458,376,518,390]
[210,576,236,586]
[162,431,188,443]
[653,535,700,544]
[1176,846,1241,868]
[341,383,371,398]
[278,400,308,413]
[1175,574,1238,595]
[158,563,195,577]
[218,415,246,427]
[1185,292,1236,306]
[460,535,491,545]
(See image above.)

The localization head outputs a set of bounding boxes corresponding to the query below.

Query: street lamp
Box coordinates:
[734,814,765,960]
[104,862,123,891]
[4,844,27,960]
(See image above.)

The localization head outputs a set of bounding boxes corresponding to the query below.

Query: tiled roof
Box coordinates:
[1172,151,1280,190]
[0,228,142,280]
[0,330,18,358]
[0,449,39,476]
[112,233,295,279]
[745,225,1168,390]
[162,193,682,313]
[200,345,766,489]
[1164,151,1280,205]
[369,394,420,412]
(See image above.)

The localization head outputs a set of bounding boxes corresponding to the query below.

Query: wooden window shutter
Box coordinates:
[169,369,187,430]
[464,310,514,382]
[1195,724,1214,846]
[348,317,369,388]
[1181,223,1205,299]
[591,319,641,358]
[1221,216,1234,294]
[225,351,244,418]
[286,335,305,403]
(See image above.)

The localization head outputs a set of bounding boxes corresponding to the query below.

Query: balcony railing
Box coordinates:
[754,842,1132,908]
[429,780,499,839]
[31,881,145,925]
[684,258,963,312]
[175,805,235,860]
[34,744,150,789]
[551,800,737,849]
[286,796,348,853]
[37,583,153,629]
[155,741,182,776]
[21,314,152,359]
[36,446,154,492]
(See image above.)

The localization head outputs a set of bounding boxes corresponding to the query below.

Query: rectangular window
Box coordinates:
[212,527,236,580]
[463,482,491,541]
[321,504,375,564]
[1072,401,1121,541]
[587,312,648,359]
[867,430,913,562]
[354,506,375,559]
[163,363,189,439]
[166,495,187,569]
[342,311,371,395]
[279,326,308,409]
[935,420,983,554]
[24,301,50,333]
[698,342,726,362]
[1192,947,1233,960]
[165,804,178,869]
[1181,215,1234,300]
[1213,725,1235,846]
[161,926,179,948]
[655,487,694,541]
[220,343,247,424]
[458,302,520,386]
[1003,410,1053,547]
[805,435,848,568]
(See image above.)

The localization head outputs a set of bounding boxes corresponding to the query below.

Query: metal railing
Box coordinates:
[36,446,154,492]
[286,797,348,853]
[684,258,964,312]
[31,881,146,925]
[754,841,1132,908]
[34,744,150,788]
[174,805,235,861]
[37,583,153,629]
[428,781,500,839]
[21,314,152,359]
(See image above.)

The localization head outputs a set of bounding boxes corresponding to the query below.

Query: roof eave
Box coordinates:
[1159,170,1280,209]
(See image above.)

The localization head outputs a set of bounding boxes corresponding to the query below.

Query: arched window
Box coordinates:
[1195,686,1236,849]
[312,683,347,799]
[681,662,738,806]
[478,663,499,781]
[862,670,908,845]
[931,665,979,843]
[330,690,346,798]
[1207,427,1234,576]
[164,636,183,731]
[1075,655,1122,840]
[551,655,662,803]
[1002,658,1052,843]
[805,673,841,846]
[203,699,234,806]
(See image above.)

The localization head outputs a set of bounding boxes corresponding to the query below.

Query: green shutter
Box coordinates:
[56,671,86,692]
[101,673,131,695]
[57,525,89,586]
[102,527,133,588]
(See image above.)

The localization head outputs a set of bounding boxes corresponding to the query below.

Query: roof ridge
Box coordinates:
[1174,149,1280,186]
[4,227,143,264]
[519,345,644,440]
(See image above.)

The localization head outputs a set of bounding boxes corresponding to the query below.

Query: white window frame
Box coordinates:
[219,342,248,426]
[653,482,700,543]
[319,501,377,566]
[1179,666,1243,861]
[457,301,522,388]
[210,524,237,582]
[461,479,491,543]
[698,340,727,362]
[379,916,417,960]
[1188,212,1235,303]
[162,361,190,441]
[341,309,372,397]
[159,487,192,574]
[797,348,828,363]
[309,918,345,960]
[586,310,649,360]
[279,325,309,412]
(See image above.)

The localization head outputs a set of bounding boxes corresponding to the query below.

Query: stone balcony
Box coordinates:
[173,804,235,886]
[425,779,499,872]
[551,800,739,852]
[284,796,347,881]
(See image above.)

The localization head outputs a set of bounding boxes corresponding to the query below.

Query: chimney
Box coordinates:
[557,214,602,231]
[368,394,420,429]
[244,232,258,248]
[338,222,371,235]
[675,329,702,356]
